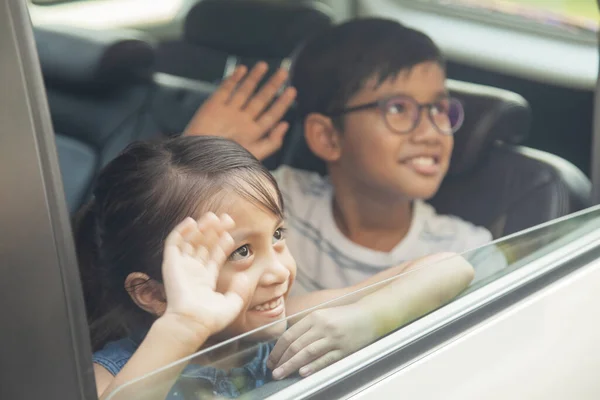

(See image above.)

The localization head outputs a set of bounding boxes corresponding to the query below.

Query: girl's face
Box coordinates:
[211,191,297,341]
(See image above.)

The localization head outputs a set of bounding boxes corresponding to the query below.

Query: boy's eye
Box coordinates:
[229,245,252,261]
[387,101,409,115]
[431,101,450,115]
[273,227,287,243]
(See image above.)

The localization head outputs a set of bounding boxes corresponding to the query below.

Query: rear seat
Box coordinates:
[155,0,334,83]
[37,25,281,214]
[38,24,592,237]
[36,26,159,213]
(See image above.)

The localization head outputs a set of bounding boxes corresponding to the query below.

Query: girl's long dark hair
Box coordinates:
[74,136,283,351]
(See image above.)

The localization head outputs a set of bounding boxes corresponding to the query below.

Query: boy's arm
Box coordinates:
[268,254,475,379]
[183,62,296,161]
[286,252,460,317]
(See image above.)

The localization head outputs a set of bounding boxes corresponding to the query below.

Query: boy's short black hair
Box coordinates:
[291,17,444,119]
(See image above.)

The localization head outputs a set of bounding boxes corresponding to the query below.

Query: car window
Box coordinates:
[102,205,600,400]
[398,0,599,38]
[28,0,185,30]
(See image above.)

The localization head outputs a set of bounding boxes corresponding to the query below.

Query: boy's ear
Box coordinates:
[125,272,167,317]
[304,113,342,162]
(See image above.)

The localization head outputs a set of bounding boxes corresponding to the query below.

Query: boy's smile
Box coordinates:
[399,151,444,177]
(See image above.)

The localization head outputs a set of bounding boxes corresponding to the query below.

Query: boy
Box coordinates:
[185,18,506,293]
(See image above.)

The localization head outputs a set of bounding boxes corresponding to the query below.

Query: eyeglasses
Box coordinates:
[327,95,465,135]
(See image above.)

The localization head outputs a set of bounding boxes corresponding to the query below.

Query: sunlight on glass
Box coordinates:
[30,0,184,29]
[436,0,599,33]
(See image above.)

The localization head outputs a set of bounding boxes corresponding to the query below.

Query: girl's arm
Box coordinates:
[96,315,210,399]
[285,252,460,317]
[96,214,248,400]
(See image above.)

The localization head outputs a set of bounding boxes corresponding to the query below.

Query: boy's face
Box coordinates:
[330,61,453,201]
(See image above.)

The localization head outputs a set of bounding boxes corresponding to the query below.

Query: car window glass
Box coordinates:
[104,206,600,400]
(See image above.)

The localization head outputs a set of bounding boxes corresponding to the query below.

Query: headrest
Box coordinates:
[34,26,155,92]
[184,0,333,58]
[447,79,531,176]
[281,80,531,177]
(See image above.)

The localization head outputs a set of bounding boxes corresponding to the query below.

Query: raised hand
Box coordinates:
[184,62,297,161]
[161,213,249,338]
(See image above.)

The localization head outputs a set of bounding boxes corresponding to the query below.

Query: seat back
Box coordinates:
[155,0,334,83]
[281,80,592,237]
[36,26,158,213]
[38,25,282,215]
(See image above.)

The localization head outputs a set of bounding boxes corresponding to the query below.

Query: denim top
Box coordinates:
[93,331,274,399]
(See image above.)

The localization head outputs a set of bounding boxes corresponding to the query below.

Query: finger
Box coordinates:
[256,87,297,132]
[275,329,324,369]
[214,273,250,329]
[244,67,290,118]
[272,339,333,380]
[206,231,234,277]
[252,122,289,160]
[298,350,344,378]
[210,65,248,103]
[224,272,251,309]
[268,317,312,369]
[163,217,196,258]
[219,213,235,231]
[203,214,235,276]
[228,62,269,108]
[194,213,223,261]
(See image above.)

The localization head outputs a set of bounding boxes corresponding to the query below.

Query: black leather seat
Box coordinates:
[155,0,334,83]
[36,26,159,213]
[37,25,278,214]
[282,79,592,238]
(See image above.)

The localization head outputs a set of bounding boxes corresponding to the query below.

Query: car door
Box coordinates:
[0,1,96,399]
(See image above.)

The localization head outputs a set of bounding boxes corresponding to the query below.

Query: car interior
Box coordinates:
[40,0,594,238]
[2,0,599,398]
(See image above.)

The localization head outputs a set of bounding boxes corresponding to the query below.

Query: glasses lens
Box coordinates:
[384,97,418,133]
[428,97,464,135]
[448,98,465,133]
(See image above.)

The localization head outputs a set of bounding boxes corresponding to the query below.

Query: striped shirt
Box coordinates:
[272,166,507,294]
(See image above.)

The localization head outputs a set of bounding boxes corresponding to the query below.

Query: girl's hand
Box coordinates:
[160,213,249,341]
[183,62,297,161]
[267,304,378,380]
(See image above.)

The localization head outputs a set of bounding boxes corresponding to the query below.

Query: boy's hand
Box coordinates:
[183,62,297,161]
[160,213,249,343]
[267,304,378,380]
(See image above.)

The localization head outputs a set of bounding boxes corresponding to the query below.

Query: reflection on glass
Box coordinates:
[413,0,599,34]
[106,206,600,399]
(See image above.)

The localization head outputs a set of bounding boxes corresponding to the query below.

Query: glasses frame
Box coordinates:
[328,94,465,135]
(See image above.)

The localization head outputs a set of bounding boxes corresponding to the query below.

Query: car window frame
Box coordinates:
[0,0,96,398]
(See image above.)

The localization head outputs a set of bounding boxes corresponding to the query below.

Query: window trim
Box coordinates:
[0,0,96,398]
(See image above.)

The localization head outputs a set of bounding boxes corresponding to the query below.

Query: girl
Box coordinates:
[76,136,474,399]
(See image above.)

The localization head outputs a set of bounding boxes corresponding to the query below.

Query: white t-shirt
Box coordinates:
[272,166,507,294]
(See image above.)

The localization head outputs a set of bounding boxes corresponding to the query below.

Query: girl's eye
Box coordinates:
[229,245,252,261]
[273,227,287,243]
